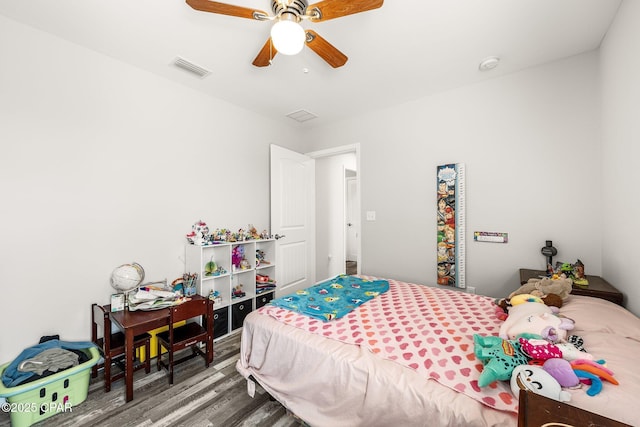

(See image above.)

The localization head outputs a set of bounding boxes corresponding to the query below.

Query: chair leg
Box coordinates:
[157,341,162,372]
[144,340,151,374]
[104,356,111,393]
[169,347,174,385]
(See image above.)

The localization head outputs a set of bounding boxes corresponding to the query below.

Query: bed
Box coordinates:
[235,276,640,426]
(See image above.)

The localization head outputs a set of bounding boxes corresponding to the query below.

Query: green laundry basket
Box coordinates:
[0,347,100,427]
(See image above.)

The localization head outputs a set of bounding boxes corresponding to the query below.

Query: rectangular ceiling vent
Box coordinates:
[286,109,318,123]
[173,57,211,78]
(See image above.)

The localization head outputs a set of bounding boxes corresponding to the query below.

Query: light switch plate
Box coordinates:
[366,211,376,221]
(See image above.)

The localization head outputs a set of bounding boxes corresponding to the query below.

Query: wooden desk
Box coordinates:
[109,294,212,402]
[519,268,624,306]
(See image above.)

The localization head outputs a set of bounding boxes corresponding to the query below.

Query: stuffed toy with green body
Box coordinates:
[473,334,531,387]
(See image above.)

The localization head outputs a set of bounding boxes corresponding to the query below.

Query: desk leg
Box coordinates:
[124,328,134,402]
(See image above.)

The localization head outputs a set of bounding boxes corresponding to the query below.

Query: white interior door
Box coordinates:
[270,144,316,297]
[345,175,359,262]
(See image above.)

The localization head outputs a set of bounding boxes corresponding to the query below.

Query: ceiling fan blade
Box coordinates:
[306,0,383,22]
[305,30,347,68]
[186,0,269,20]
[252,38,277,67]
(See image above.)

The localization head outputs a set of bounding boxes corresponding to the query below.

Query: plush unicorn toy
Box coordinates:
[499,302,574,342]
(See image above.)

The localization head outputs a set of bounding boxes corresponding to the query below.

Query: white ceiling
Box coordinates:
[0,0,622,127]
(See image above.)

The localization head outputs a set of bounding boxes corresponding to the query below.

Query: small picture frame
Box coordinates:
[111,294,125,312]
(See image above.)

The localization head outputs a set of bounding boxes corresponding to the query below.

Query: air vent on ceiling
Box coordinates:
[286,109,318,123]
[173,57,211,78]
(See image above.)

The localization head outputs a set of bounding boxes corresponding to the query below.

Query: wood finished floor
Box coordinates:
[0,332,305,427]
[346,261,357,276]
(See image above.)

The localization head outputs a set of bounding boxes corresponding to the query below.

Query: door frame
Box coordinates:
[306,144,361,275]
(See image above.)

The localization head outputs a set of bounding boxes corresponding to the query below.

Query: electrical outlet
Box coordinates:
[467,287,476,294]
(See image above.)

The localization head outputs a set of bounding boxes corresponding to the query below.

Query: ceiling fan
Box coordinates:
[185,0,383,68]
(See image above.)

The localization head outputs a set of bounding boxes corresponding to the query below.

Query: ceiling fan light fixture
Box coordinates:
[271,13,305,55]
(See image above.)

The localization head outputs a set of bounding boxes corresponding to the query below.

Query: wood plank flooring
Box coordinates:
[346,261,357,275]
[0,332,306,427]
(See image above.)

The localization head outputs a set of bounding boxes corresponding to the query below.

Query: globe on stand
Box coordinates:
[110,263,145,306]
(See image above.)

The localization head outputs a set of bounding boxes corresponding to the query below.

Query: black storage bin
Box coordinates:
[213,307,229,339]
[255,292,274,308]
[231,300,253,330]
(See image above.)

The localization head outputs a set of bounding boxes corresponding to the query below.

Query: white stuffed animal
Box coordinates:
[499,302,574,342]
[511,365,571,402]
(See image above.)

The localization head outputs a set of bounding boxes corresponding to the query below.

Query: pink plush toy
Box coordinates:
[519,337,562,360]
[499,302,574,342]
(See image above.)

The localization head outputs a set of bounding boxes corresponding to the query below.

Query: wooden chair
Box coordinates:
[91,303,152,392]
[156,298,213,384]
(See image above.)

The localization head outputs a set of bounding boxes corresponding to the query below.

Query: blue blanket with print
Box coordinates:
[268,275,389,321]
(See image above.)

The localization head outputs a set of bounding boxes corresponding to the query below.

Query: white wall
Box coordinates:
[314,153,356,281]
[600,0,640,314]
[0,16,304,363]
[305,52,603,300]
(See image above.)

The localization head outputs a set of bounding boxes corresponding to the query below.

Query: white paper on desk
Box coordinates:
[131,289,176,301]
[128,289,179,311]
[128,298,177,311]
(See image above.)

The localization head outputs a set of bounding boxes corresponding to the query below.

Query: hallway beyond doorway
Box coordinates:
[346,260,357,275]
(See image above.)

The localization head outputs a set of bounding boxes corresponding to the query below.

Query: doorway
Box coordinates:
[307,144,361,282]
[345,170,358,275]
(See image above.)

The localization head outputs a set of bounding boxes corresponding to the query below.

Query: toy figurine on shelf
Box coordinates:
[546,263,555,276]
[547,259,589,287]
[186,220,210,245]
[559,262,574,278]
[232,284,246,298]
[256,249,270,267]
[572,259,589,287]
[232,245,245,269]
[208,290,222,306]
[214,228,227,241]
[247,224,261,240]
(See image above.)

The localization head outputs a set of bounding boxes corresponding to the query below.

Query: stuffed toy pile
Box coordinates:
[511,276,573,300]
[475,282,619,402]
[494,275,572,319]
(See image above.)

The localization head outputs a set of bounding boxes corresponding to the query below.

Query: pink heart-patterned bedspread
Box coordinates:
[257,276,518,413]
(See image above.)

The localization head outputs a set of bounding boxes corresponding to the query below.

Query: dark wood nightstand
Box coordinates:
[519,268,624,306]
[518,390,631,427]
